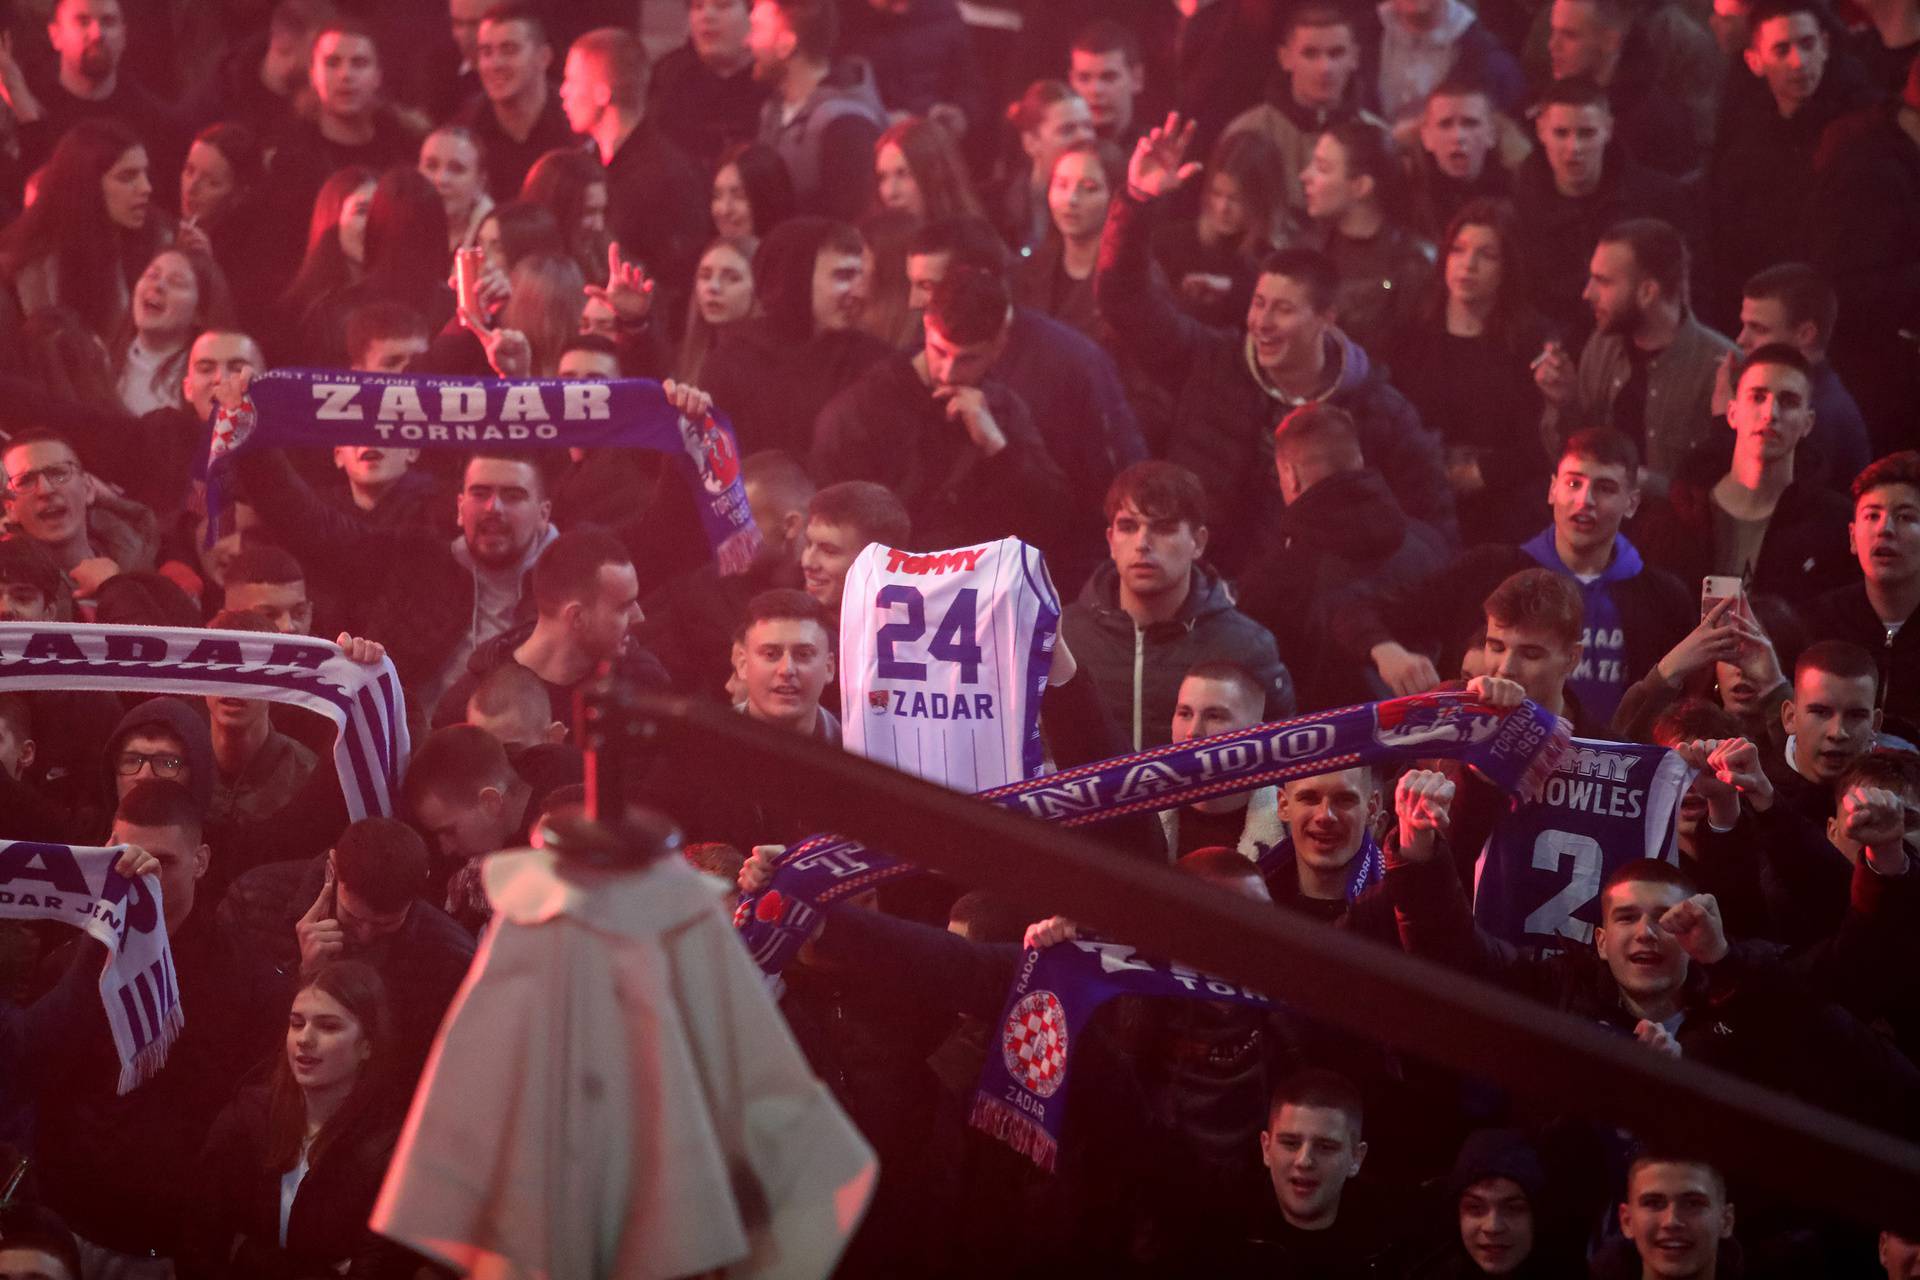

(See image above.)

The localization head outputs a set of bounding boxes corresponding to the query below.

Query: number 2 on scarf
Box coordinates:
[875,586,983,683]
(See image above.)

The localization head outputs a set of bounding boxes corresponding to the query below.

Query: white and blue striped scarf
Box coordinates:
[0,622,409,820]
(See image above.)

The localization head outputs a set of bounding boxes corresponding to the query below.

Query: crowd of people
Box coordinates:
[0,0,1916,1275]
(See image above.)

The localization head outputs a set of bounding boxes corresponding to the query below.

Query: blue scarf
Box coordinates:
[970,939,1274,1171]
[735,691,1569,974]
[205,368,761,573]
[1251,831,1385,902]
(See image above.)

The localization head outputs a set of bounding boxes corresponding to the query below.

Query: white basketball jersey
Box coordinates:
[839,538,1060,791]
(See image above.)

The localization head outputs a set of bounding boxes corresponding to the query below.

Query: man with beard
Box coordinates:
[1536,218,1736,493]
[1511,79,1697,337]
[746,0,887,222]
[237,444,556,704]
[17,0,180,180]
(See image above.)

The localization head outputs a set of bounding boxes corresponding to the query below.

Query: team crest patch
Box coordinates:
[1002,989,1070,1098]
[1374,695,1503,750]
[678,412,740,495]
[868,690,890,712]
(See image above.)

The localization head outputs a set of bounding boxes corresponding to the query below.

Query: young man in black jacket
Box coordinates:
[812,267,1075,563]
[1804,451,1920,736]
[1237,402,1450,711]
[1385,762,1920,1136]
[1095,112,1455,572]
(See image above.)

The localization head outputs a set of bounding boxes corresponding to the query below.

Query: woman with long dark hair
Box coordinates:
[1151,128,1293,329]
[1297,118,1434,351]
[1014,139,1126,343]
[115,244,236,416]
[192,961,412,1278]
[359,167,458,322]
[272,167,375,362]
[299,167,457,364]
[181,123,264,234]
[702,217,891,456]
[178,122,272,319]
[1385,198,1552,543]
[709,143,796,253]
[520,148,613,287]
[870,116,982,225]
[0,119,165,346]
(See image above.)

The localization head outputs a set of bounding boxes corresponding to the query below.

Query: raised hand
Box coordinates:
[296,863,345,975]
[1729,613,1785,690]
[662,378,714,420]
[335,633,387,665]
[738,844,784,896]
[1464,675,1527,709]
[1127,112,1203,200]
[462,298,533,379]
[213,366,253,413]
[583,243,655,323]
[1840,785,1914,875]
[1634,1018,1682,1058]
[1655,596,1742,682]
[1656,893,1728,965]
[1394,769,1456,862]
[1707,737,1770,806]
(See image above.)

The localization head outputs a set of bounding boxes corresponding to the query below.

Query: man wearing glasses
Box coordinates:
[101,695,214,860]
[1,429,157,612]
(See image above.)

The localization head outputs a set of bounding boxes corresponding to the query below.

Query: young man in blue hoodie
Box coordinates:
[1335,427,1694,732]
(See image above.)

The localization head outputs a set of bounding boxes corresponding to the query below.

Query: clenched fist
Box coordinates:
[1393,769,1455,862]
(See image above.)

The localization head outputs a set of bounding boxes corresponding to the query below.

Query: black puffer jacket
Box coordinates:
[1235,468,1450,712]
[1062,560,1295,751]
[1096,190,1454,573]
